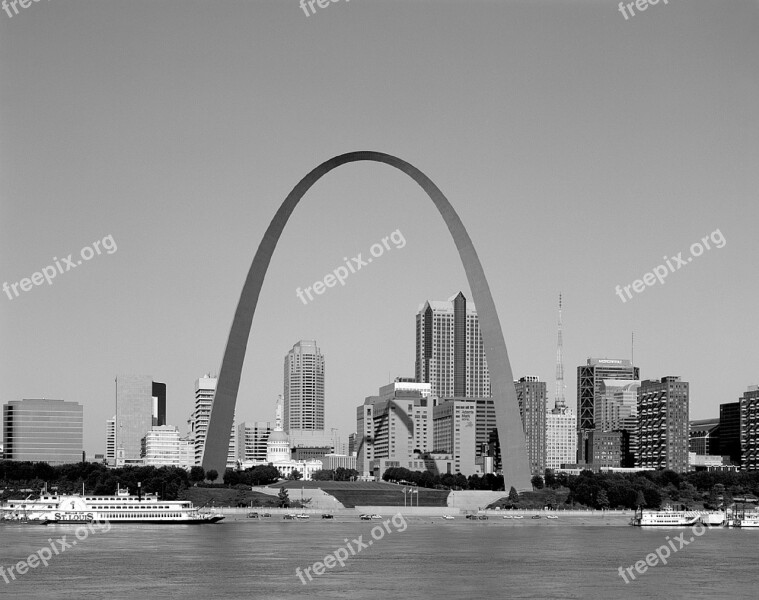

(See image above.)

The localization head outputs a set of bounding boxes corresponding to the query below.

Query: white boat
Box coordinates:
[732,511,759,528]
[513,515,524,519]
[295,513,310,519]
[441,515,455,520]
[698,512,726,527]
[1,487,223,524]
[630,505,700,527]
[546,515,559,520]
[502,515,513,519]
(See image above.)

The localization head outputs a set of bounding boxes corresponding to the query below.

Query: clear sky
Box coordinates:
[1,0,757,455]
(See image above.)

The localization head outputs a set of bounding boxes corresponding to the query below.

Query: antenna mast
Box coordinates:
[554,293,566,410]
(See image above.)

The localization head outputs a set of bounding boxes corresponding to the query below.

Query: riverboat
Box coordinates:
[1,487,223,524]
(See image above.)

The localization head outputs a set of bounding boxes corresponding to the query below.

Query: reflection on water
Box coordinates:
[0,519,755,600]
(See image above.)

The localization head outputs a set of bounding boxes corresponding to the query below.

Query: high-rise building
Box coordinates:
[577,358,639,464]
[2,399,83,465]
[741,385,759,471]
[348,433,357,456]
[189,375,236,468]
[356,384,435,477]
[690,418,720,455]
[546,407,576,470]
[237,421,272,462]
[115,375,155,467]
[284,340,325,432]
[514,377,546,477]
[105,416,116,466]
[638,376,690,472]
[415,292,489,398]
[719,401,742,466]
[433,398,477,475]
[474,397,496,456]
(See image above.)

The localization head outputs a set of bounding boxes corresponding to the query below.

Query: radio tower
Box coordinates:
[554,293,566,410]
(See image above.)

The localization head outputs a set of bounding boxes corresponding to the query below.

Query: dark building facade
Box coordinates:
[719,401,742,466]
[576,358,639,464]
[152,381,166,426]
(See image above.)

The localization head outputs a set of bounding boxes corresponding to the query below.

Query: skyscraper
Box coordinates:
[576,358,639,464]
[637,376,690,472]
[284,340,325,432]
[514,376,546,477]
[415,292,490,398]
[2,399,83,465]
[115,375,154,467]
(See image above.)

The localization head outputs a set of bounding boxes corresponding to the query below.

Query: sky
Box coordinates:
[1,0,757,456]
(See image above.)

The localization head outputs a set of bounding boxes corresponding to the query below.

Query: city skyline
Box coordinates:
[2,1,756,457]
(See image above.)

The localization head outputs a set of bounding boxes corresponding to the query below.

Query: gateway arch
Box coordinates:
[202,151,532,490]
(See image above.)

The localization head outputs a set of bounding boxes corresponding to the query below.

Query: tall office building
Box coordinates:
[238,421,273,462]
[105,416,116,466]
[189,375,236,468]
[474,397,496,456]
[115,375,159,467]
[546,407,576,470]
[356,383,435,477]
[514,377,546,477]
[637,376,690,472]
[741,385,759,471]
[284,340,325,432]
[433,398,477,475]
[2,399,83,465]
[577,358,639,464]
[415,292,490,399]
[719,401,742,466]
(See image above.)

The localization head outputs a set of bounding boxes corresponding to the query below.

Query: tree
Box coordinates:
[287,469,303,481]
[544,469,557,489]
[278,486,290,508]
[206,469,219,483]
[635,490,646,508]
[596,489,610,510]
[531,475,544,490]
[508,486,519,503]
[189,466,205,483]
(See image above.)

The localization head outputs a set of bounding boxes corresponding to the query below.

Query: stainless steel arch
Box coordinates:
[202,151,532,490]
